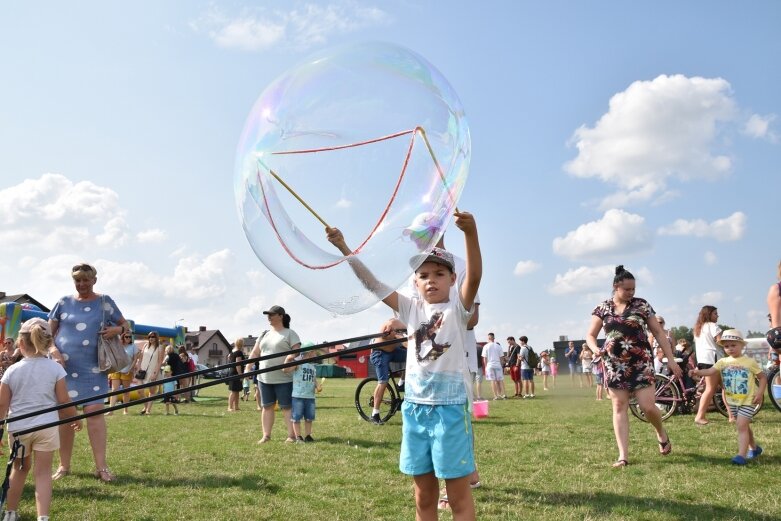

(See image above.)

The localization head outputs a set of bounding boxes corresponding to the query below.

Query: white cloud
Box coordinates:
[552,209,652,260]
[137,229,167,244]
[658,211,746,241]
[564,74,737,209]
[689,291,723,306]
[549,265,615,295]
[704,251,717,265]
[743,113,778,142]
[513,260,541,277]
[192,3,390,52]
[0,173,129,252]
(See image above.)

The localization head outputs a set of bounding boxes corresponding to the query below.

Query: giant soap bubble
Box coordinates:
[234,42,470,314]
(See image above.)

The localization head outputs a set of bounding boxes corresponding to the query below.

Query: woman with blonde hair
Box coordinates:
[0,318,82,521]
[137,331,165,416]
[48,262,128,482]
[693,305,722,426]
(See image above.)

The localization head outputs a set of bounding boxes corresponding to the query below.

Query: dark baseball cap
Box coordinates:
[263,305,286,315]
[409,247,455,272]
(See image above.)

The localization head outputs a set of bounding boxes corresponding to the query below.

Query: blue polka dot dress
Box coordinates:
[49,294,123,406]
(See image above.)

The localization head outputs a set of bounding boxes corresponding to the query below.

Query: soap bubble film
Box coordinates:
[235,42,470,314]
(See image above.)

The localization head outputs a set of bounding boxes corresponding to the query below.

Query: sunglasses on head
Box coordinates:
[72,263,94,272]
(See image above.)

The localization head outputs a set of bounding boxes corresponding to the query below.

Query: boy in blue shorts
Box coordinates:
[328,211,481,520]
[283,344,323,442]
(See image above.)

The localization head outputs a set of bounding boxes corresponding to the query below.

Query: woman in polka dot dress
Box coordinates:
[48,263,128,483]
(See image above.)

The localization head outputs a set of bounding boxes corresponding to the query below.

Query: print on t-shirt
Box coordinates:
[413,311,452,362]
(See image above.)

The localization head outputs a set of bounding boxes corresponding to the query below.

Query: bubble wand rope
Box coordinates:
[10,332,408,437]
[270,127,459,212]
[2,329,405,426]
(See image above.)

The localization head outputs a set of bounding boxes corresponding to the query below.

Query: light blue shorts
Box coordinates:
[399,401,474,479]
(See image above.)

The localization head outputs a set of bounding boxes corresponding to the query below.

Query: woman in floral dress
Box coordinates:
[585,265,682,468]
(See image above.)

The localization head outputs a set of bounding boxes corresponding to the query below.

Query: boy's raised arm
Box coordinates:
[455,211,482,312]
[325,226,399,312]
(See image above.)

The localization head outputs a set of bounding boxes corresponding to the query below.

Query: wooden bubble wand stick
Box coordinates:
[266,168,330,229]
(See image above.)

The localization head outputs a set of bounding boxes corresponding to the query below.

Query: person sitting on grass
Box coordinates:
[327,210,481,521]
[692,329,767,465]
[0,318,82,521]
[283,343,322,442]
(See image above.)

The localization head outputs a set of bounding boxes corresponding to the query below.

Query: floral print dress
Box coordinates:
[592,297,656,391]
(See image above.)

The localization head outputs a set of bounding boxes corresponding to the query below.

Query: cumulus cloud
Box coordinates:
[0,173,129,251]
[513,260,541,277]
[191,2,390,52]
[549,265,615,295]
[564,74,737,209]
[658,211,746,241]
[743,113,778,142]
[552,209,652,260]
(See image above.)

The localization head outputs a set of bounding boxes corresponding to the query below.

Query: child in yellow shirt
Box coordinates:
[692,329,767,465]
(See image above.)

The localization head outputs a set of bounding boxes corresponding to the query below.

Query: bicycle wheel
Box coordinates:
[767,368,781,412]
[354,377,398,422]
[629,374,680,422]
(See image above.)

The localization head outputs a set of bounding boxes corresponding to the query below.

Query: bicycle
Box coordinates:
[355,368,404,423]
[766,355,781,412]
[629,357,760,422]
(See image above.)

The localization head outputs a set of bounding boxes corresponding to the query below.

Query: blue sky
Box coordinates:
[1,1,779,348]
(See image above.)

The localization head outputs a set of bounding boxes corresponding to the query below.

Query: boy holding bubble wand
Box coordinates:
[327,210,481,521]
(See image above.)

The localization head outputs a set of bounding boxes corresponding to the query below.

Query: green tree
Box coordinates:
[670,325,693,345]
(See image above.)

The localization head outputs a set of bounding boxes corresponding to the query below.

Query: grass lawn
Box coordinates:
[10,376,781,520]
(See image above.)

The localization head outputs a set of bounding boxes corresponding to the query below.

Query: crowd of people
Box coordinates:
[0,248,779,521]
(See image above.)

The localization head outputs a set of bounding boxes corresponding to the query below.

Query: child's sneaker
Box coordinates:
[304,435,315,443]
[296,435,304,444]
[731,455,748,465]
[748,445,763,459]
[370,413,384,425]
[2,511,20,521]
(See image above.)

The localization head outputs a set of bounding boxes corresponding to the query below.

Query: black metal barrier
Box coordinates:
[0,329,407,509]
[7,329,406,435]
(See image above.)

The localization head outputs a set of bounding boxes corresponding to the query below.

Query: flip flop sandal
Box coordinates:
[659,438,672,456]
[612,459,629,468]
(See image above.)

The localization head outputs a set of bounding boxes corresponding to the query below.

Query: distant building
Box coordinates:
[0,292,50,313]
[185,326,231,367]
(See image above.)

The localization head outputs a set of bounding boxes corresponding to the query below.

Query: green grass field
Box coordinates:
[9,376,781,520]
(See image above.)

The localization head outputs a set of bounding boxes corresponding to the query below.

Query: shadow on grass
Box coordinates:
[489,486,770,520]
[55,474,281,497]
[314,435,399,449]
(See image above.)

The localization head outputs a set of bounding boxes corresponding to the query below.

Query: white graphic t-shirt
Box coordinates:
[397,293,472,405]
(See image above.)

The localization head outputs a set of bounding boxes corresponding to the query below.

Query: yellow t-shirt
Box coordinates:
[713,355,761,406]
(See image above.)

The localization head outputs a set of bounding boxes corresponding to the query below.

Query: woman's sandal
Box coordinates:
[94,468,115,483]
[52,466,70,480]
[658,438,672,456]
[612,459,629,468]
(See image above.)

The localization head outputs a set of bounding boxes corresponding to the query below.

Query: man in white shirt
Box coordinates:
[482,333,506,399]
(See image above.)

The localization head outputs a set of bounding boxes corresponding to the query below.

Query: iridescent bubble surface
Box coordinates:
[235,42,470,314]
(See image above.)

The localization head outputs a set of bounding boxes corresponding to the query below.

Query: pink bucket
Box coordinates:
[472,400,489,419]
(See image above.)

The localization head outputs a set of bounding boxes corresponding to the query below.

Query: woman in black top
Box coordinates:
[227,338,246,411]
